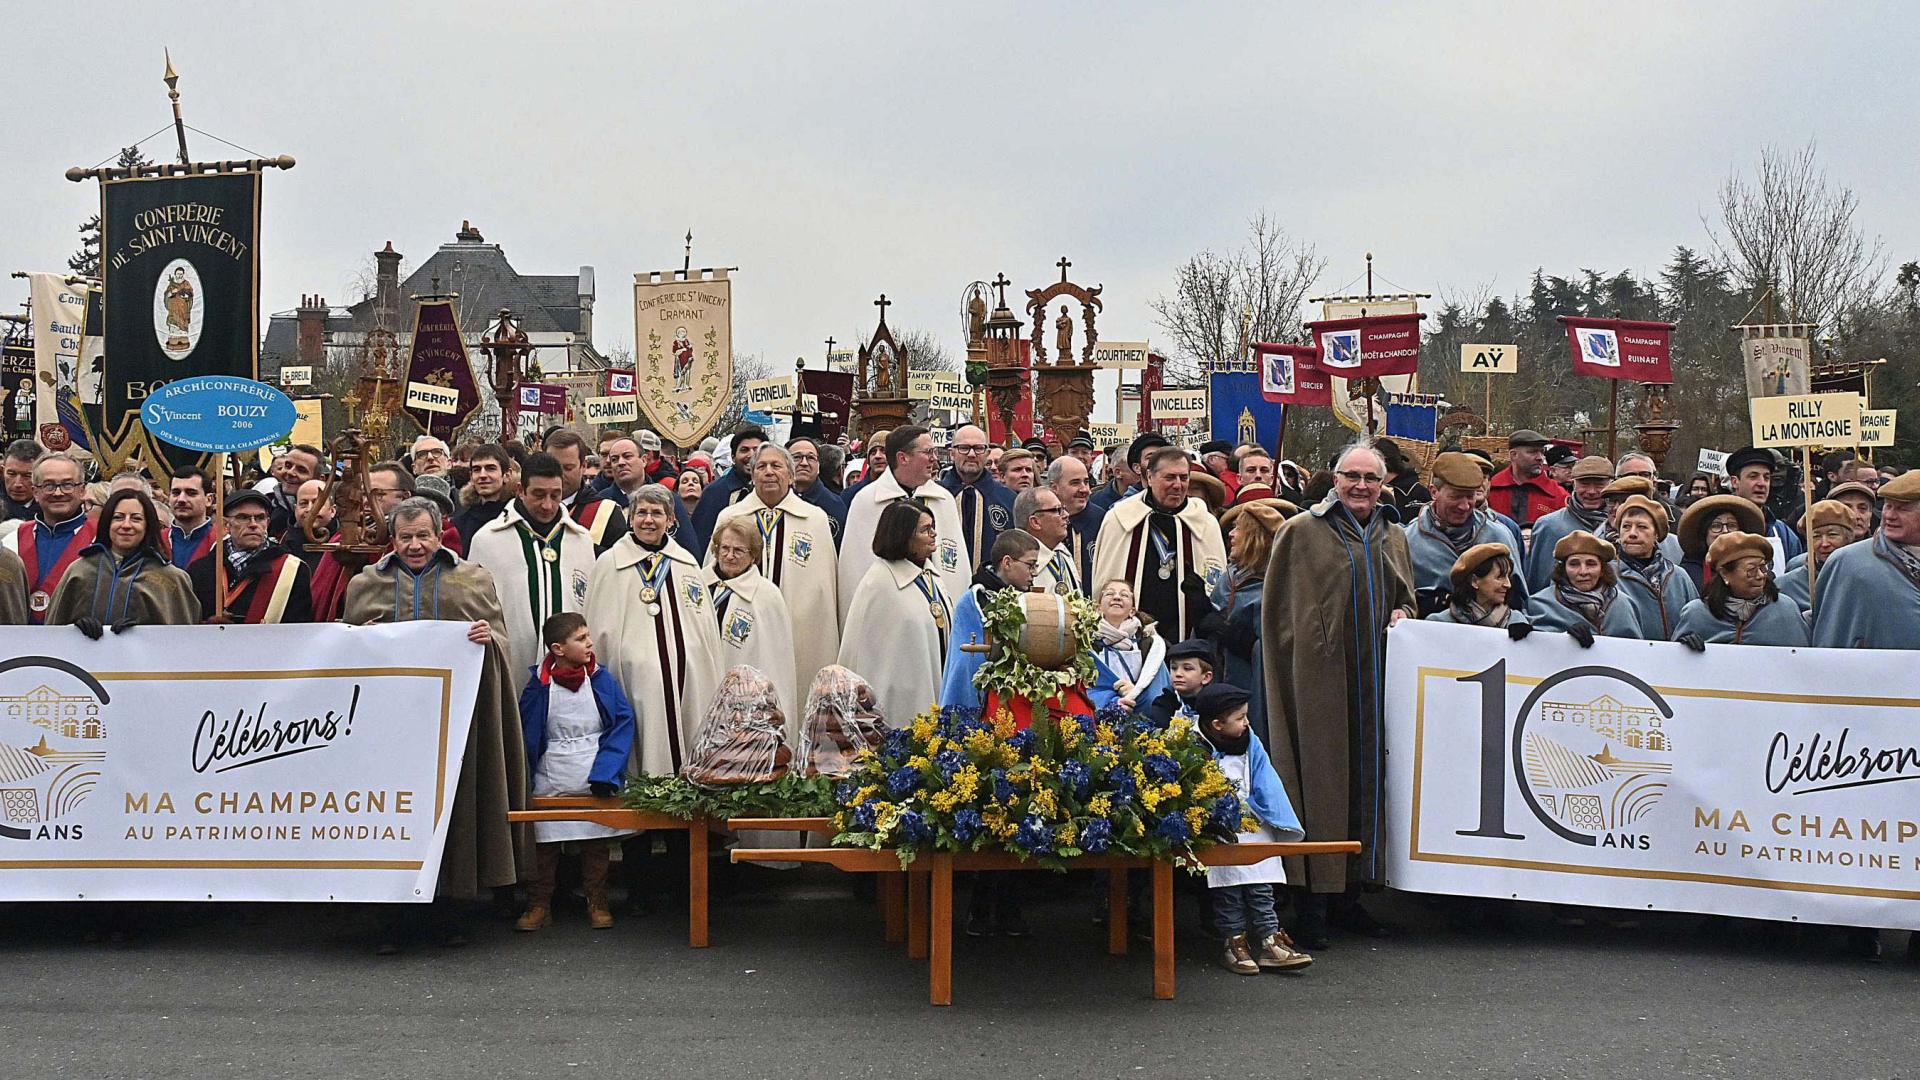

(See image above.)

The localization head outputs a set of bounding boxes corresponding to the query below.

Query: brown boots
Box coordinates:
[517,842,615,931]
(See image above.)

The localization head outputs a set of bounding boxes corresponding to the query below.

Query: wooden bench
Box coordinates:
[728,823,1360,1005]
[506,796,711,947]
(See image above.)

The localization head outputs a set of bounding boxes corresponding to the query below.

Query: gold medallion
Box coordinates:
[541,546,559,563]
[29,590,49,613]
[639,585,659,605]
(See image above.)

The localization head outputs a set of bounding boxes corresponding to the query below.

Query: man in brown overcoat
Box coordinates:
[1262,441,1415,948]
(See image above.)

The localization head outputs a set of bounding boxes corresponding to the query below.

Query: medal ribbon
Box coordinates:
[710,582,734,623]
[639,551,671,600]
[912,569,951,652]
[754,507,785,581]
[1050,549,1077,592]
[516,516,568,632]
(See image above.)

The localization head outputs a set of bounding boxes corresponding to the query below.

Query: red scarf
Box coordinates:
[540,654,596,693]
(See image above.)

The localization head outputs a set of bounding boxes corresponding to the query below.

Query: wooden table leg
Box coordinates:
[907,869,930,959]
[687,820,710,948]
[929,855,953,1006]
[881,871,905,943]
[1152,860,1174,1000]
[1107,869,1129,956]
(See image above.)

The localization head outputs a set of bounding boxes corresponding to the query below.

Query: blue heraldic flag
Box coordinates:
[1385,394,1439,443]
[1208,370,1281,450]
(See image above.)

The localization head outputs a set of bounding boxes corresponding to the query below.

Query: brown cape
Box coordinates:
[46,549,201,628]
[0,546,31,624]
[342,553,530,900]
[1260,500,1415,894]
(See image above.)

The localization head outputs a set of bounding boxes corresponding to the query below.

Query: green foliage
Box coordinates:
[621,772,836,821]
[973,588,1099,702]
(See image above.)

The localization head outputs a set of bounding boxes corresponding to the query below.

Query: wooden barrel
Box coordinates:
[1014,589,1075,670]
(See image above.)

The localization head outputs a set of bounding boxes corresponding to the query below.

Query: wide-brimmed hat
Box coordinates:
[1614,494,1670,538]
[1447,541,1515,598]
[1187,470,1228,512]
[1707,530,1772,571]
[1553,530,1616,563]
[1677,494,1765,558]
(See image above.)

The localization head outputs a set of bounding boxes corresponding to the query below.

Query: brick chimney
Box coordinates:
[296,294,328,368]
[374,241,402,330]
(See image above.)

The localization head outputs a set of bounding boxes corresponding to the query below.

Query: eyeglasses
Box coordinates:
[36,481,82,494]
[1336,471,1384,485]
[951,444,988,454]
[1033,505,1069,516]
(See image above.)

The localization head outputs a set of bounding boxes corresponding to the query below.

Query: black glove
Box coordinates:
[1416,586,1451,619]
[110,620,137,635]
[1567,623,1596,649]
[1193,610,1229,639]
[1507,622,1534,641]
[1678,631,1706,653]
[588,781,618,798]
[73,616,104,641]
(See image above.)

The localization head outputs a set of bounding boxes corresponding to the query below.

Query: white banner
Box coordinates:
[1386,621,1920,929]
[26,272,87,433]
[582,395,639,425]
[0,624,479,903]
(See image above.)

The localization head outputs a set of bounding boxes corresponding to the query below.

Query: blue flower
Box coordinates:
[1209,791,1244,833]
[887,766,922,799]
[1013,814,1053,854]
[1143,753,1180,785]
[1094,702,1133,729]
[1068,712,1098,739]
[852,803,878,830]
[1153,813,1192,845]
[939,704,983,734]
[951,808,984,843]
[833,781,856,805]
[883,728,914,757]
[1008,727,1036,757]
[898,810,934,844]
[991,769,1015,805]
[934,748,967,779]
[1059,759,1092,799]
[1079,817,1113,853]
[1105,767,1137,801]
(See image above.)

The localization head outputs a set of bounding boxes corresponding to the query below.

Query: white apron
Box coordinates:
[529,682,634,843]
[1206,752,1287,888]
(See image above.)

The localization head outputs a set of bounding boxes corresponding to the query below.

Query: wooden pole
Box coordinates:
[1485,374,1493,433]
[1802,443,1818,609]
[211,453,228,620]
[1607,380,1620,459]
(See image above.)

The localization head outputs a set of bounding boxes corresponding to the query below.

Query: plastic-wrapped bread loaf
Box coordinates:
[683,666,792,786]
[798,665,888,778]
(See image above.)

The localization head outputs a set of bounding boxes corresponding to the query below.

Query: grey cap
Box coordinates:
[413,474,456,516]
[1507,429,1551,448]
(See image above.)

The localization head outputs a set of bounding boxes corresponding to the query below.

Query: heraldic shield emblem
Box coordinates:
[634,267,733,447]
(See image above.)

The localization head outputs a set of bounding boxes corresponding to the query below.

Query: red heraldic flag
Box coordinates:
[1302,312,1424,378]
[606,369,635,395]
[1254,342,1331,406]
[1558,317,1675,383]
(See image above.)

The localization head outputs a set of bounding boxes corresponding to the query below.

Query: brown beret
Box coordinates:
[1220,499,1300,537]
[1881,471,1920,504]
[1553,530,1616,563]
[1615,494,1670,538]
[1570,455,1615,481]
[1707,530,1772,571]
[1825,480,1877,503]
[1804,500,1857,534]
[1676,494,1766,558]
[1447,542,1515,598]
[1428,452,1486,491]
[1602,475,1656,499]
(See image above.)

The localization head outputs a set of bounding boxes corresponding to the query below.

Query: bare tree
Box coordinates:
[1150,214,1323,385]
[1710,142,1886,329]
[896,327,957,372]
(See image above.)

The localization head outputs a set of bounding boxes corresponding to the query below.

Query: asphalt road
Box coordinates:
[3,866,1914,1080]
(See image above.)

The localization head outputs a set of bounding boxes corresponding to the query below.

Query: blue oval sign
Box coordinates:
[141,376,299,454]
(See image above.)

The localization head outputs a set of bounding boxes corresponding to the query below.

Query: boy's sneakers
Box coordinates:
[1255,930,1313,971]
[1219,934,1259,975]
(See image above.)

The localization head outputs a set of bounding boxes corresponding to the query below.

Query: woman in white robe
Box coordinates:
[702,517,799,740]
[583,485,723,776]
[709,446,840,688]
[838,499,951,729]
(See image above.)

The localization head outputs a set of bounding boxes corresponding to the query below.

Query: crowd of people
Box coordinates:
[3,417,1913,966]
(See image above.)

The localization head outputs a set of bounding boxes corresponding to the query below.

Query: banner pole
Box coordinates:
[212,452,228,622]
[1802,443,1817,609]
[1607,380,1619,459]
[1484,374,1492,433]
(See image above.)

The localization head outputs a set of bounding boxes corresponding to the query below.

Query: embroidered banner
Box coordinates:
[1255,342,1332,406]
[633,268,732,447]
[1559,316,1675,383]
[401,299,481,437]
[1302,312,1424,378]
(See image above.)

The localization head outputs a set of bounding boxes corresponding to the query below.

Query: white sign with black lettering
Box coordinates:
[1150,389,1208,419]
[278,366,312,387]
[405,381,459,415]
[746,378,796,413]
[1094,341,1150,368]
[582,395,640,425]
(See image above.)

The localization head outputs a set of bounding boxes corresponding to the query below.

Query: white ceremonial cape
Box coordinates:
[711,490,840,688]
[838,470,966,621]
[584,536,724,777]
[1090,491,1227,637]
[466,502,597,681]
[838,558,949,730]
[1035,540,1081,595]
[701,565,800,745]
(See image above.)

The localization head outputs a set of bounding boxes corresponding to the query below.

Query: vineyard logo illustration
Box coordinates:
[0,659,110,841]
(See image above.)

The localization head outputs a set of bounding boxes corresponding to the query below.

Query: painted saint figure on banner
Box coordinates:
[155,260,204,360]
[673,327,695,389]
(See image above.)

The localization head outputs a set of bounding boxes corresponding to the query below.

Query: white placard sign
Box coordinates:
[582,395,640,425]
[745,377,796,412]
[1858,409,1897,448]
[0,624,479,903]
[1696,448,1727,477]
[1094,340,1150,368]
[405,381,460,415]
[278,366,312,387]
[1386,621,1920,929]
[1459,343,1517,373]
[1749,392,1860,448]
[1150,389,1209,419]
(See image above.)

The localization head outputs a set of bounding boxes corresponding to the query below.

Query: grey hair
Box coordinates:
[1333,440,1384,473]
[1012,486,1048,531]
[5,439,44,465]
[388,495,443,534]
[1616,451,1656,474]
[754,442,794,472]
[631,483,677,514]
[31,451,85,484]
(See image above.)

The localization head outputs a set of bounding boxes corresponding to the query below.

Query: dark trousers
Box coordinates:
[1211,882,1278,938]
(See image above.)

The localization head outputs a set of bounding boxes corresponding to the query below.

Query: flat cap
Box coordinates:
[1430,451,1488,490]
[1192,683,1251,724]
[1552,530,1617,563]
[1570,455,1615,481]
[1507,429,1551,448]
[1724,447,1778,477]
[1825,480,1877,504]
[1166,638,1216,668]
[1881,471,1920,503]
[1602,475,1656,499]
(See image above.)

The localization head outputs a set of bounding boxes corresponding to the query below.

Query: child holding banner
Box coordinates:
[517,612,636,931]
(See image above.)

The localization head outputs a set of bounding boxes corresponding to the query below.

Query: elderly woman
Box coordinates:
[1675,494,1764,591]
[1611,494,1697,640]
[1778,501,1856,612]
[1674,531,1810,648]
[702,516,798,732]
[1200,499,1297,744]
[1427,542,1532,635]
[343,496,527,949]
[47,489,198,635]
[837,499,950,728]
[1527,531,1642,646]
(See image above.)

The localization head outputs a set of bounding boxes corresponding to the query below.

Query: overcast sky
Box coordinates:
[6,2,1914,408]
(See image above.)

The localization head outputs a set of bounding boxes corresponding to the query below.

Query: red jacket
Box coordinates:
[1486,467,1567,526]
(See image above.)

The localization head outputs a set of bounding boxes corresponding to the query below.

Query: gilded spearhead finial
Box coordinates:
[164,49,179,93]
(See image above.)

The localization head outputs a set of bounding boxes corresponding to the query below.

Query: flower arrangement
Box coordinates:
[973,587,1099,704]
[831,702,1251,870]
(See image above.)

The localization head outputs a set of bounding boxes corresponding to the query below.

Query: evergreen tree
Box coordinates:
[67,146,152,277]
